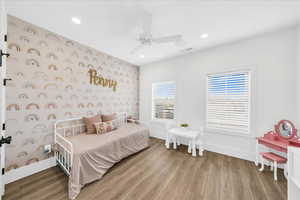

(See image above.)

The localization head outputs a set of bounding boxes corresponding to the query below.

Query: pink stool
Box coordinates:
[259,152,287,181]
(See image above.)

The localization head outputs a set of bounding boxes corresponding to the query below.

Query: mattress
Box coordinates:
[67,123,150,199]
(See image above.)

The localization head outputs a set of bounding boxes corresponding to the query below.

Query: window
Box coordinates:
[206,71,250,134]
[152,82,176,120]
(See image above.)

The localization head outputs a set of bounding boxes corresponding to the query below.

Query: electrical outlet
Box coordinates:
[44,144,51,154]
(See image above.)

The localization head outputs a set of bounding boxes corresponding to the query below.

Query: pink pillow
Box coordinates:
[83,114,102,134]
[94,120,117,134]
[101,113,116,122]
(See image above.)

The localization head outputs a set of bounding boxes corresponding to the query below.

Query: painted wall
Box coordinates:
[140,27,298,161]
[5,15,139,171]
[297,26,300,127]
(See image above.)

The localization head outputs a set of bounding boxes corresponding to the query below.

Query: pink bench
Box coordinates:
[259,152,287,181]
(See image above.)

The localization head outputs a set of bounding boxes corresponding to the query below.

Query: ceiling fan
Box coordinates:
[131,10,186,55]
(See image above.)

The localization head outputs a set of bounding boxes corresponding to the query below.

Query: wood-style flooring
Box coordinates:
[4,138,287,200]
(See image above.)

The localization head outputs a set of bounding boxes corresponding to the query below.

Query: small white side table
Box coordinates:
[166,127,203,157]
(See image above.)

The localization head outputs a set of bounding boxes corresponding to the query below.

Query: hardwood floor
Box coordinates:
[4,138,287,200]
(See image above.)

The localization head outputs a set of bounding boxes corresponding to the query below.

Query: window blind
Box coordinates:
[152,82,176,120]
[206,71,250,134]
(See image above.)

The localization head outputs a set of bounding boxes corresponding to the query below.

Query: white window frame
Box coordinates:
[152,81,176,121]
[206,70,251,136]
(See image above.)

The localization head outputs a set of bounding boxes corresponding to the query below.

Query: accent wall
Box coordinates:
[5,15,139,171]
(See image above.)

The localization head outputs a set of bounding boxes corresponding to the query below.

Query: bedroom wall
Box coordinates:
[5,15,139,171]
[297,26,300,127]
[139,27,298,161]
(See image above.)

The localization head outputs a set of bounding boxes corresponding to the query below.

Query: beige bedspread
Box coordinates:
[67,123,149,199]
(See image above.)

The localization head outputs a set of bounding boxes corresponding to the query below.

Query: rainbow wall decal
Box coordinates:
[23,82,36,89]
[44,83,58,90]
[47,52,58,60]
[26,103,40,110]
[45,103,57,109]
[18,93,29,99]
[37,92,47,99]
[27,48,40,56]
[65,40,74,47]
[7,104,20,111]
[45,32,60,42]
[20,36,30,43]
[24,26,38,35]
[64,112,72,118]
[25,114,39,122]
[48,64,57,71]
[38,40,48,47]
[8,43,21,52]
[17,151,28,158]
[47,114,56,120]
[26,58,39,67]
[26,158,39,165]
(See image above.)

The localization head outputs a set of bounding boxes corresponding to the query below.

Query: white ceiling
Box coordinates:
[5,0,300,65]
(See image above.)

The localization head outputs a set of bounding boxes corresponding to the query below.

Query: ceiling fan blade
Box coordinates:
[152,35,182,43]
[175,39,187,47]
[130,44,145,55]
[140,10,152,37]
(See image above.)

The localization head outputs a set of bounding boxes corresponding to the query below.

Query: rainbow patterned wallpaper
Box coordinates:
[5,15,139,171]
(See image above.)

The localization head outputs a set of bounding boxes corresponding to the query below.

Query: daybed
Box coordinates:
[54,113,150,199]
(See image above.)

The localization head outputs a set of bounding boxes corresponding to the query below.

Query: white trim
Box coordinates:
[151,119,175,123]
[0,0,8,196]
[4,157,56,184]
[206,69,251,76]
[205,129,255,138]
[206,69,251,136]
[151,81,176,120]
[150,132,166,140]
[150,133,256,161]
[204,142,255,162]
[288,146,300,200]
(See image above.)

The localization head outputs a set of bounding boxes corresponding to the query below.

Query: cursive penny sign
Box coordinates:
[88,69,117,92]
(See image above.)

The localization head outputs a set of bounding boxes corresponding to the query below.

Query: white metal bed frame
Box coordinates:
[54,113,127,175]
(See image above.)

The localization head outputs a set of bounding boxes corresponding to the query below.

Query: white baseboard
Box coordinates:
[150,133,165,140]
[204,142,255,162]
[150,134,256,162]
[4,157,56,184]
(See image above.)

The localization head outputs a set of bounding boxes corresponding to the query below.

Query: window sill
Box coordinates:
[150,119,176,127]
[205,128,254,138]
[151,118,175,122]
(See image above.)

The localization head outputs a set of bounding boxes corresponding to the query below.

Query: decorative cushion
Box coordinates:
[83,114,102,134]
[101,113,116,122]
[94,120,117,134]
[127,118,139,124]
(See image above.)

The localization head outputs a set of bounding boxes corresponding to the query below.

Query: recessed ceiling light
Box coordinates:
[139,54,145,58]
[200,33,208,39]
[72,17,81,25]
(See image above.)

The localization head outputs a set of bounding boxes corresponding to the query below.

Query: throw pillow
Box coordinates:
[83,114,102,134]
[102,113,117,122]
[94,120,116,134]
